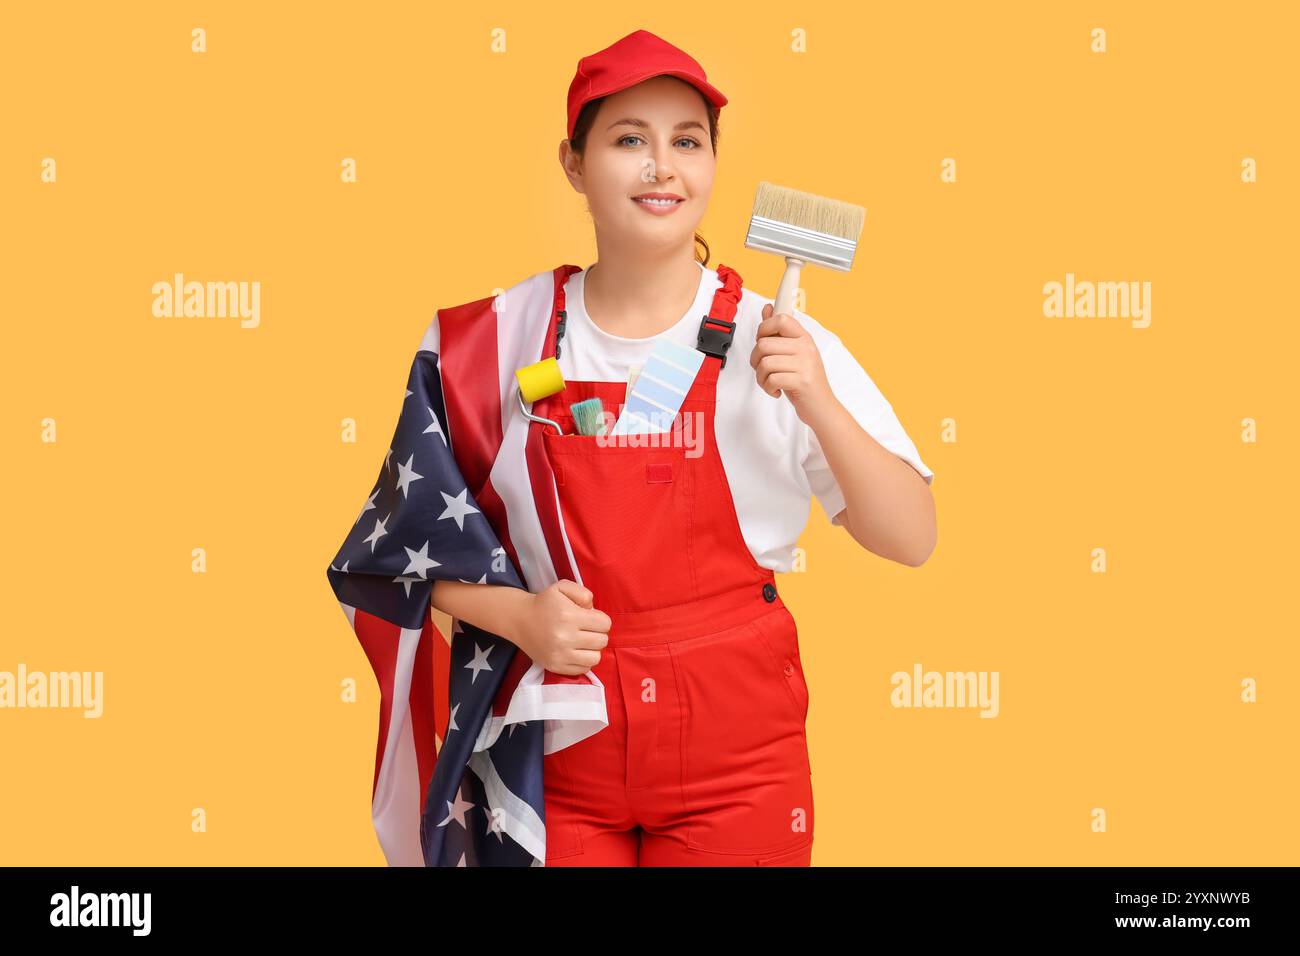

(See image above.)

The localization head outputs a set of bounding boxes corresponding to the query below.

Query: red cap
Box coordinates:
[566,29,727,140]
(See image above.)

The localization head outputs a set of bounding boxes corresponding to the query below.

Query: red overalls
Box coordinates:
[535,263,814,866]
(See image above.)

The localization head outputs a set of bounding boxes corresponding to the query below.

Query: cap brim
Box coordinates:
[604,67,728,109]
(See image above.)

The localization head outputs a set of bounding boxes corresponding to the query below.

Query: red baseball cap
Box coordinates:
[566,29,728,140]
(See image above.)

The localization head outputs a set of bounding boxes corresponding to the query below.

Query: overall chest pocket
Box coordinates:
[543,433,696,612]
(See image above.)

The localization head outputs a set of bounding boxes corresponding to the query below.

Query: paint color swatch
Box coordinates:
[610,339,704,435]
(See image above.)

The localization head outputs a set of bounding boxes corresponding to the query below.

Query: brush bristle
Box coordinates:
[752,181,865,243]
[569,398,607,437]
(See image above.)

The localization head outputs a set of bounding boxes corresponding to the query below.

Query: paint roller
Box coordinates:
[514,358,607,437]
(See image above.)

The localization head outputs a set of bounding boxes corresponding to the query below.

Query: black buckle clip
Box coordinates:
[554,309,567,359]
[696,314,736,368]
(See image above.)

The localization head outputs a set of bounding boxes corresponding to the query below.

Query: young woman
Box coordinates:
[426,29,935,866]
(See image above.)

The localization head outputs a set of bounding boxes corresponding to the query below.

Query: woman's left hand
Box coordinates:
[750,303,836,425]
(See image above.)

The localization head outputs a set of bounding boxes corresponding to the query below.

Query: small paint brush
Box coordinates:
[569,397,607,436]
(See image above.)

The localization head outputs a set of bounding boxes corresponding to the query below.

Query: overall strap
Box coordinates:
[695,262,744,373]
[545,264,584,361]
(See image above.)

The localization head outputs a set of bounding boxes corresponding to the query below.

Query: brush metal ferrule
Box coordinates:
[744,215,857,272]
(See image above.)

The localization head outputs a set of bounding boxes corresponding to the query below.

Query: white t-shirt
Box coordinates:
[556,261,934,572]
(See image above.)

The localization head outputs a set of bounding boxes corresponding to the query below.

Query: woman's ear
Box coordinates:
[558,139,585,195]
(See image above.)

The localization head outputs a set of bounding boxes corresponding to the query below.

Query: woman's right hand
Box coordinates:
[510,579,611,676]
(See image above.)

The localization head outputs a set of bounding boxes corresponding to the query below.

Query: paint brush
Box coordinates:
[569,398,608,436]
[745,181,866,318]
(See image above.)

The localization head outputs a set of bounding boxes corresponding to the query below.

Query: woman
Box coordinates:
[426,30,936,866]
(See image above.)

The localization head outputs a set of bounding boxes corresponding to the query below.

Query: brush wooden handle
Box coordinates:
[773,257,804,320]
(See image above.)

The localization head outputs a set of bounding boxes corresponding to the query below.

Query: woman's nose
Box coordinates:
[646,146,675,182]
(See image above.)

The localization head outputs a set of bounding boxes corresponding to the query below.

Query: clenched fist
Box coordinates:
[511,579,611,676]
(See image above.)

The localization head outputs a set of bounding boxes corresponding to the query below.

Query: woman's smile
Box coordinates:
[631,191,686,215]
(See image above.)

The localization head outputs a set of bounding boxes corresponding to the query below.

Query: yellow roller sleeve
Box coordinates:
[514,357,565,403]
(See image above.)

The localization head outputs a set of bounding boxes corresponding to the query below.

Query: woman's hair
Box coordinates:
[568,88,721,267]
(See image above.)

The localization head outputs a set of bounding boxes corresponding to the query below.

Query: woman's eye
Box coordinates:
[617,134,701,149]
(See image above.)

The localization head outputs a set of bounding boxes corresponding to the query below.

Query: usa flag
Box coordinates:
[326,266,608,866]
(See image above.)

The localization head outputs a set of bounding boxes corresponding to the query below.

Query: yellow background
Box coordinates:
[2,1,1295,865]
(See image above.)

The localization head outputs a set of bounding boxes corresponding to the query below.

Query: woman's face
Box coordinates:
[561,75,715,256]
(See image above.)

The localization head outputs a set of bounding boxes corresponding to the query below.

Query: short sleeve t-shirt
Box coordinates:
[555,260,934,572]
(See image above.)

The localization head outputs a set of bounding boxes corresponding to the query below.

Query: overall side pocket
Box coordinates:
[750,607,809,726]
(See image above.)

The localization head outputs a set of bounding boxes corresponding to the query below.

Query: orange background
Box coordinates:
[1,1,1295,864]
